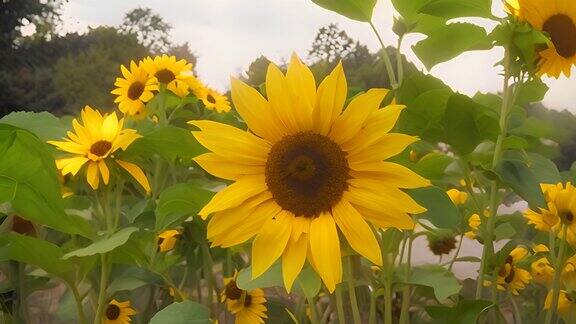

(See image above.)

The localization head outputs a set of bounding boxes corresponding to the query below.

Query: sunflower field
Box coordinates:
[1,0,576,323]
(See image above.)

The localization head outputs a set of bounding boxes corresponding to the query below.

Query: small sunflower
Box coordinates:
[48,106,151,192]
[221,272,267,324]
[532,257,554,286]
[157,229,181,252]
[191,54,429,292]
[447,188,468,205]
[196,86,231,113]
[545,290,576,320]
[464,213,481,239]
[507,0,576,77]
[484,247,532,295]
[103,299,136,324]
[111,61,158,117]
[141,55,193,95]
[524,183,576,245]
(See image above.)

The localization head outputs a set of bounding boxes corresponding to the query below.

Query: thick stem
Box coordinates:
[335,285,346,324]
[545,225,568,324]
[346,257,361,324]
[369,291,377,324]
[399,235,413,324]
[384,279,393,324]
[369,21,398,89]
[93,254,109,324]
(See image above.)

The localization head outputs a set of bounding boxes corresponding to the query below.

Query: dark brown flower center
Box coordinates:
[90,140,112,157]
[542,14,576,58]
[127,81,145,100]
[428,236,457,256]
[206,94,216,104]
[155,69,176,84]
[243,294,252,307]
[566,211,574,223]
[265,132,349,218]
[105,304,120,320]
[224,280,243,300]
[11,216,35,236]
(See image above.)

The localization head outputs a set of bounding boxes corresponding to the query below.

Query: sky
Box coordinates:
[57,0,575,111]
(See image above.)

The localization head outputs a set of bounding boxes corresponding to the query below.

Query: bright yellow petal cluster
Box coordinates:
[506,0,576,78]
[158,229,181,252]
[48,106,151,192]
[141,54,194,95]
[485,247,532,295]
[447,188,468,205]
[103,299,136,324]
[545,290,576,318]
[221,272,268,324]
[532,257,554,286]
[191,53,430,292]
[111,61,159,117]
[464,213,481,239]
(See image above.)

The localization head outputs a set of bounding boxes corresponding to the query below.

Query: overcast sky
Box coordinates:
[58,0,574,111]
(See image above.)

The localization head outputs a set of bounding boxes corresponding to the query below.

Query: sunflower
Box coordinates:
[48,106,151,192]
[532,257,554,286]
[221,272,267,324]
[524,183,576,245]
[196,86,231,113]
[464,213,481,239]
[141,55,193,95]
[103,299,136,324]
[446,188,468,205]
[111,61,158,117]
[484,247,532,295]
[157,229,181,252]
[507,0,576,78]
[545,290,576,320]
[191,54,430,292]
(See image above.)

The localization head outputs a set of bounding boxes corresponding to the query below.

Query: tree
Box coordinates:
[120,7,172,54]
[308,23,356,63]
[241,56,272,87]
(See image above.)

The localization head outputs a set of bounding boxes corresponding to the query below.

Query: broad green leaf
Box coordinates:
[426,299,492,324]
[0,125,93,237]
[409,264,461,301]
[149,300,211,324]
[444,93,499,155]
[391,0,447,34]
[493,157,546,208]
[397,89,452,141]
[63,227,139,259]
[380,228,405,254]
[413,23,492,70]
[412,152,454,180]
[0,111,67,141]
[515,79,549,105]
[396,72,449,106]
[124,125,205,161]
[294,267,322,299]
[311,0,376,22]
[155,182,214,230]
[237,262,283,291]
[419,0,494,19]
[409,186,460,228]
[0,233,75,282]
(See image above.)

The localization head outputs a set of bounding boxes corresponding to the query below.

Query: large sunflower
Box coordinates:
[221,272,267,324]
[191,54,430,292]
[48,106,151,192]
[111,61,158,117]
[141,55,193,95]
[508,0,576,77]
[103,299,136,324]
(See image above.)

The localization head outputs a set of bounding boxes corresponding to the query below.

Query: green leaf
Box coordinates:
[409,264,461,301]
[149,300,211,324]
[494,222,516,241]
[413,23,492,69]
[396,72,449,106]
[237,262,283,291]
[311,0,376,22]
[124,125,205,161]
[0,124,93,237]
[493,157,545,208]
[515,79,549,105]
[397,89,452,141]
[380,228,405,254]
[409,186,461,228]
[63,227,139,259]
[412,152,454,180]
[426,299,492,324]
[419,0,494,19]
[0,111,68,141]
[294,267,322,299]
[155,182,214,230]
[0,233,75,282]
[444,93,499,155]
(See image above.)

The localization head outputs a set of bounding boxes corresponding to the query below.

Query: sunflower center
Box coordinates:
[155,69,176,84]
[243,294,252,307]
[127,81,145,100]
[265,132,349,218]
[224,280,243,300]
[206,94,216,104]
[105,304,120,320]
[542,14,576,58]
[90,140,112,157]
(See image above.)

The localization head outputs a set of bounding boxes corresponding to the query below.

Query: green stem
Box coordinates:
[384,279,393,324]
[448,234,464,271]
[369,292,377,324]
[93,254,109,324]
[510,293,523,324]
[67,282,88,324]
[396,36,404,87]
[308,296,320,324]
[346,257,361,324]
[335,285,346,324]
[545,225,568,324]
[399,235,413,324]
[368,21,398,89]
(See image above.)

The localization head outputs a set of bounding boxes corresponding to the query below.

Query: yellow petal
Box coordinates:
[286,53,315,130]
[353,203,415,230]
[309,213,342,293]
[101,112,119,142]
[98,160,110,185]
[251,211,293,279]
[349,161,430,189]
[266,63,299,133]
[332,200,382,266]
[314,61,346,135]
[193,153,265,181]
[199,175,268,218]
[282,234,308,292]
[329,89,388,144]
[348,133,418,164]
[230,77,285,142]
[47,140,87,155]
[56,156,89,176]
[116,160,151,194]
[348,178,426,214]
[86,161,100,190]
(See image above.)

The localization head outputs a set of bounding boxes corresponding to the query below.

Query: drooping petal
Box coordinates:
[86,161,100,190]
[314,61,347,135]
[309,213,342,293]
[332,199,382,266]
[198,175,268,218]
[282,233,308,292]
[56,156,89,176]
[98,160,110,185]
[116,160,151,194]
[251,211,293,279]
